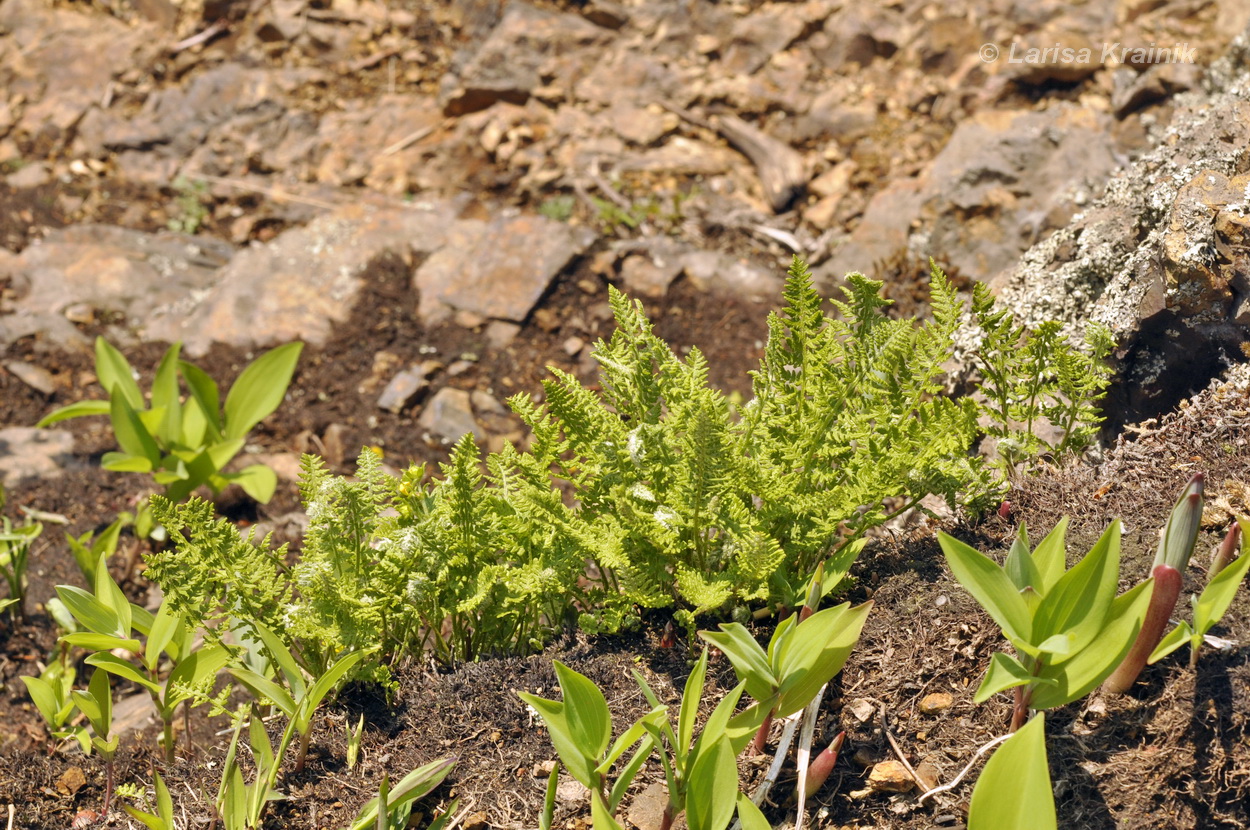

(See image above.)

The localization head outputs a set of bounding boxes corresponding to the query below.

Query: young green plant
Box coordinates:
[518,660,664,829]
[346,758,457,830]
[38,337,302,504]
[72,667,119,813]
[227,621,371,772]
[1148,517,1250,669]
[121,773,176,830]
[940,520,1152,730]
[629,648,770,830]
[966,714,1055,830]
[1105,474,1204,692]
[0,484,48,621]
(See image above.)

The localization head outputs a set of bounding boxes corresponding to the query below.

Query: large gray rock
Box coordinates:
[990,27,1250,423]
[819,104,1119,286]
[0,427,76,488]
[415,213,595,324]
[146,202,458,355]
[0,226,233,349]
[439,1,609,116]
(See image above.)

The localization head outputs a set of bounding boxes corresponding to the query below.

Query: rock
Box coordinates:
[581,0,627,31]
[0,0,158,146]
[914,758,942,791]
[55,766,87,796]
[562,336,586,356]
[867,760,915,793]
[1111,63,1203,117]
[989,40,1250,424]
[3,361,57,396]
[820,104,1118,286]
[440,2,608,116]
[918,692,954,715]
[556,776,590,804]
[620,243,684,298]
[0,427,76,488]
[470,390,507,416]
[846,697,877,724]
[811,5,910,69]
[6,162,51,189]
[313,95,443,191]
[625,781,668,830]
[0,225,233,349]
[418,388,483,442]
[377,366,432,413]
[681,250,783,302]
[484,320,522,349]
[415,213,595,324]
[721,1,826,76]
[148,202,456,355]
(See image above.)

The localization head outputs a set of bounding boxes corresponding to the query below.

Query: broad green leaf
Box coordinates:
[150,343,183,442]
[145,603,180,671]
[138,406,169,438]
[518,691,600,790]
[36,399,110,428]
[939,532,1032,645]
[179,360,222,439]
[85,653,162,694]
[102,452,154,473]
[609,733,657,812]
[1004,525,1040,593]
[298,649,368,732]
[775,601,871,717]
[1148,621,1192,664]
[678,648,709,762]
[181,397,210,448]
[223,464,278,504]
[55,585,124,638]
[109,394,161,466]
[554,660,612,760]
[699,623,775,703]
[736,794,771,830]
[349,757,456,830]
[61,632,142,652]
[974,652,1042,703]
[21,676,66,725]
[686,735,738,830]
[228,668,297,717]
[223,342,303,440]
[1193,518,1250,635]
[690,683,747,768]
[91,665,112,731]
[1031,518,1069,594]
[1030,580,1151,709]
[95,554,132,636]
[725,702,770,757]
[597,713,659,774]
[251,622,307,698]
[249,713,275,773]
[967,714,1055,830]
[207,438,247,472]
[1031,522,1121,664]
[95,338,144,410]
[590,790,625,830]
[818,537,867,599]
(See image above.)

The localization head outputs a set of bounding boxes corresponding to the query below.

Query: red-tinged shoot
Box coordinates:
[804,731,846,793]
[1105,474,1204,694]
[1211,521,1241,579]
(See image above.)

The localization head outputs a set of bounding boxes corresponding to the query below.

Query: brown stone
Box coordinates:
[415,214,595,324]
[919,692,954,715]
[867,760,915,793]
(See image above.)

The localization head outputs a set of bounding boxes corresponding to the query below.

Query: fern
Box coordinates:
[145,255,1113,664]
